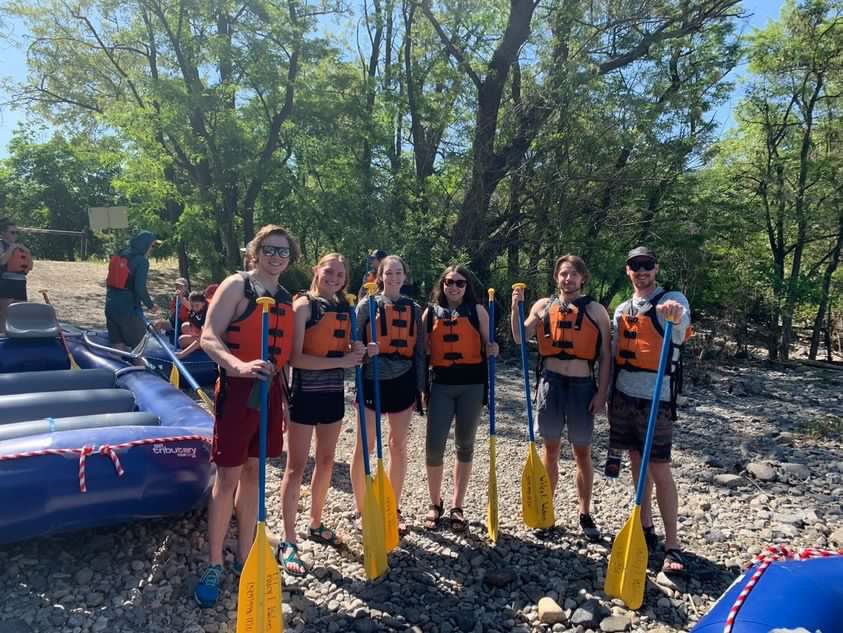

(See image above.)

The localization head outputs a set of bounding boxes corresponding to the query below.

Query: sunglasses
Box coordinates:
[628,259,656,272]
[444,278,467,289]
[261,245,291,258]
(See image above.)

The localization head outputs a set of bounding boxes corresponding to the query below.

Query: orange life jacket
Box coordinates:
[4,246,32,274]
[426,303,483,367]
[224,273,294,369]
[535,296,601,362]
[106,255,130,289]
[615,290,693,420]
[169,296,191,323]
[301,295,352,358]
[364,295,417,359]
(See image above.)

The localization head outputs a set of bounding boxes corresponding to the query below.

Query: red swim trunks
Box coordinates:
[212,375,285,467]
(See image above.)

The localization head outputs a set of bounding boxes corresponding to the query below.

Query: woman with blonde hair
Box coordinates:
[351,255,425,533]
[277,253,365,576]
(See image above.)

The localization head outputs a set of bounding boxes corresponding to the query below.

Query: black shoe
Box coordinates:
[579,513,601,542]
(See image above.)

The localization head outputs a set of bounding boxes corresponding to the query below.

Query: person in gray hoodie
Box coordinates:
[105,230,160,349]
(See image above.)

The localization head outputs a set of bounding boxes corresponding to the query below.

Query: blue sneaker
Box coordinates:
[194,564,224,608]
[232,560,244,576]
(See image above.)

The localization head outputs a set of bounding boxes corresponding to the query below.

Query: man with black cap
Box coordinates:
[609,246,691,575]
[357,248,387,301]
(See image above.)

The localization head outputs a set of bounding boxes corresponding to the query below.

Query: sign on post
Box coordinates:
[88,206,129,231]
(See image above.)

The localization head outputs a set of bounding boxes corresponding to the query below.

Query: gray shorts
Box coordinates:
[105,309,147,348]
[536,371,594,446]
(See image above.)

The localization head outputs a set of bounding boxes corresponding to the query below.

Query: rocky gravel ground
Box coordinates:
[2,261,841,632]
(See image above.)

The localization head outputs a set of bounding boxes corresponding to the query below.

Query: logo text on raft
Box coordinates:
[152,445,198,458]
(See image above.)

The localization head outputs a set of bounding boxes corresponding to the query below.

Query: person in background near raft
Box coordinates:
[610,246,691,575]
[169,277,190,327]
[511,255,611,541]
[357,248,387,301]
[176,291,208,359]
[278,253,366,577]
[194,224,299,607]
[422,265,498,532]
[0,218,32,334]
[351,255,425,534]
[104,230,160,350]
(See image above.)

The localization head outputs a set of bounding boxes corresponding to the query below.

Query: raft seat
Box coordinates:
[0,388,136,426]
[0,412,160,443]
[4,303,60,339]
[0,368,115,396]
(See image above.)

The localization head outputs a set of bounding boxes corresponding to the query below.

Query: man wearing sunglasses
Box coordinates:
[609,246,691,576]
[196,224,300,608]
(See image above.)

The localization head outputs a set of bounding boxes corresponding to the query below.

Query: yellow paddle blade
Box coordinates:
[169,363,180,389]
[68,353,80,371]
[196,388,216,415]
[362,476,388,580]
[237,523,283,633]
[604,505,647,609]
[486,435,499,543]
[372,460,399,551]
[521,442,555,529]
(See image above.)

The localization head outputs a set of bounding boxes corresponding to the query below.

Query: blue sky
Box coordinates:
[0,0,783,157]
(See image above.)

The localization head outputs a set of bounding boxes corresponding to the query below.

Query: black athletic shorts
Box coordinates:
[360,367,417,414]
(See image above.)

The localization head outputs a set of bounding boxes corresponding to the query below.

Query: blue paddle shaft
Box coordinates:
[516,300,536,442]
[142,314,203,393]
[349,309,373,476]
[366,296,385,460]
[488,298,496,436]
[258,308,270,522]
[173,296,180,347]
[633,320,674,506]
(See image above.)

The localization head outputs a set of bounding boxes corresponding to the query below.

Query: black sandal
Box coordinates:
[308,523,342,547]
[424,500,444,530]
[449,507,467,533]
[662,548,688,575]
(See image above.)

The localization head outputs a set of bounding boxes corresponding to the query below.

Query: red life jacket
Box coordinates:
[224,273,294,369]
[301,295,352,358]
[536,296,601,362]
[106,255,130,289]
[363,295,417,359]
[427,303,482,367]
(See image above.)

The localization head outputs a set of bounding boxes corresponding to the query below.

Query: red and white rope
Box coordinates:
[0,434,211,493]
[723,545,843,633]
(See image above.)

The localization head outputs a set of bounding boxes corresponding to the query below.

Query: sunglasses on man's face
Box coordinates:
[444,278,467,288]
[261,245,291,258]
[628,259,656,272]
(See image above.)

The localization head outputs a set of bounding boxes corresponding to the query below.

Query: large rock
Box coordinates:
[570,598,607,628]
[829,526,843,546]
[714,474,744,488]
[781,462,810,479]
[538,597,566,625]
[747,462,776,482]
[600,615,631,632]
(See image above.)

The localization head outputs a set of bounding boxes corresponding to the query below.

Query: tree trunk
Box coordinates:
[809,212,842,359]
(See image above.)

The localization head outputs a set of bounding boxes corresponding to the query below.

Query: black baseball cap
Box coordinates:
[626,246,657,262]
[368,249,387,260]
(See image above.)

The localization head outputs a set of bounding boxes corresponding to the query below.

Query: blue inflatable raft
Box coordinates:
[0,302,214,545]
[692,550,843,632]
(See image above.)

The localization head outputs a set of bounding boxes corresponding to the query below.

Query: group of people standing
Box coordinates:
[187,224,691,608]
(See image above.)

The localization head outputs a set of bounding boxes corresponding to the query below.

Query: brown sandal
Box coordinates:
[449,507,467,533]
[424,501,443,530]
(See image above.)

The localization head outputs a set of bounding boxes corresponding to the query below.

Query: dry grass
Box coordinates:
[25,259,183,328]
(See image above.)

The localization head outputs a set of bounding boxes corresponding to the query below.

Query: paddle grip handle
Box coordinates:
[512,285,536,443]
[350,308,373,477]
[487,288,496,437]
[633,320,673,506]
[365,288,385,461]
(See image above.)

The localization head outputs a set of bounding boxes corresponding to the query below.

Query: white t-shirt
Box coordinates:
[612,287,691,402]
